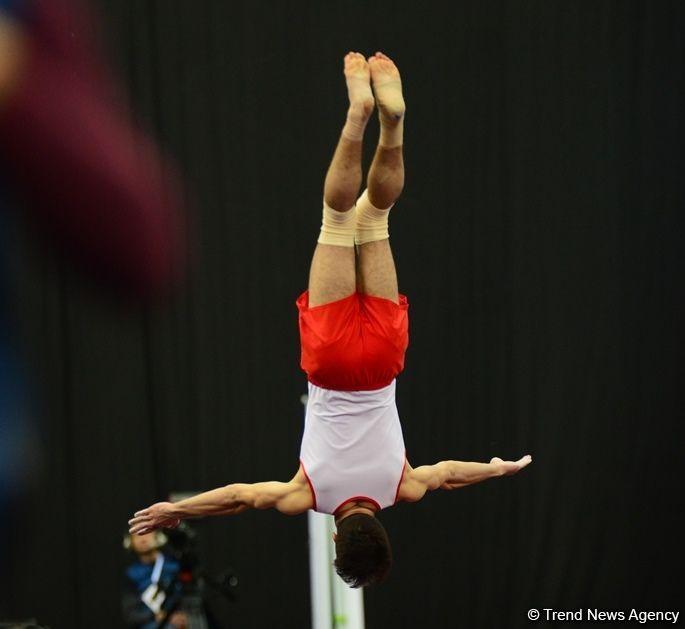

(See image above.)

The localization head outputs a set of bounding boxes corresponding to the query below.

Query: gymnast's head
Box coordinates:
[333,512,392,587]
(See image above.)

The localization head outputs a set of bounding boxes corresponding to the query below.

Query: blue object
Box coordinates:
[124,554,184,629]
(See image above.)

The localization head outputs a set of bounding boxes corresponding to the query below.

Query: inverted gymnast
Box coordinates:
[129,52,532,588]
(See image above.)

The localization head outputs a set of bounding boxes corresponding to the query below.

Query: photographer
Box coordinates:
[122,531,188,629]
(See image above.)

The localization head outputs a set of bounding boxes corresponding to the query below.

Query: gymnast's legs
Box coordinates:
[308,52,369,307]
[308,51,405,307]
[357,52,405,301]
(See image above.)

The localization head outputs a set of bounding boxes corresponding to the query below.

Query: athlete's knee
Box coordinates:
[355,189,391,245]
[318,201,356,247]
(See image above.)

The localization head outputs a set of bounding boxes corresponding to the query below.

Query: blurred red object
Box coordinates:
[0,0,186,297]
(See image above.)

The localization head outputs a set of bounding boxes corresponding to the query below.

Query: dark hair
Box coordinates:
[334,514,392,588]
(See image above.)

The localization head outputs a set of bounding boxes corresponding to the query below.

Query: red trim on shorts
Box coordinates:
[306,376,396,392]
[333,496,382,516]
[299,460,317,512]
[393,452,408,505]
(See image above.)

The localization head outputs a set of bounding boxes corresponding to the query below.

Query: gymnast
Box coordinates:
[129,52,532,588]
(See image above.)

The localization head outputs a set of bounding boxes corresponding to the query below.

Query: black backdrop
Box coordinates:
[5,1,684,627]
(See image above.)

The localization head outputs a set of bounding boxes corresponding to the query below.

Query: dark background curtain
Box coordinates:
[4,1,684,627]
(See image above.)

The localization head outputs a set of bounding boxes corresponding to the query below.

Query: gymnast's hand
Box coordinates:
[434,454,532,491]
[128,502,181,535]
[489,454,532,476]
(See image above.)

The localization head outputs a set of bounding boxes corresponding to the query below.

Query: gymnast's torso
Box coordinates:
[299,379,407,515]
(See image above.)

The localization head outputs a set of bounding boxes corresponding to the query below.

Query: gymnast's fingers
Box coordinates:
[128,514,151,527]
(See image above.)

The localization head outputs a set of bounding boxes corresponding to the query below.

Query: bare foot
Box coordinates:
[368,51,405,122]
[343,51,374,121]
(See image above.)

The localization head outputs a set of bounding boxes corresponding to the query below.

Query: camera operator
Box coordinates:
[122,530,188,629]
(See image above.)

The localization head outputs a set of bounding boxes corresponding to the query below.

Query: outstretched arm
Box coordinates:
[407,455,532,498]
[128,480,306,535]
